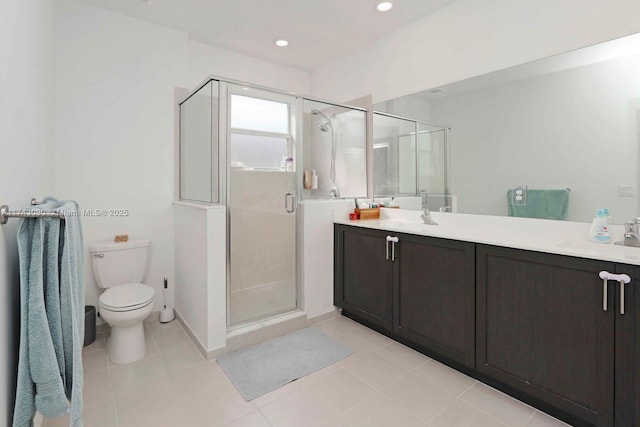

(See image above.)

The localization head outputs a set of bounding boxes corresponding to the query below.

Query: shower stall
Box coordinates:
[372,111,451,211]
[179,77,367,330]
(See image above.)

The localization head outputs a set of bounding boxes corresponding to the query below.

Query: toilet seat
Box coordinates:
[99,283,155,312]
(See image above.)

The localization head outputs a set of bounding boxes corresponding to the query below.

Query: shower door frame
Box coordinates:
[221,81,303,327]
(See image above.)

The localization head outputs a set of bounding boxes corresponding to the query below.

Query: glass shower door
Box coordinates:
[227,85,298,325]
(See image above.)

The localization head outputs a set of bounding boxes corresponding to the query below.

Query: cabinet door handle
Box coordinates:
[385,236,391,260]
[284,192,295,213]
[387,236,399,261]
[619,276,631,315]
[599,271,631,313]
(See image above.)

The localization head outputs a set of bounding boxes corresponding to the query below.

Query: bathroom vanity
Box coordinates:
[334,210,640,427]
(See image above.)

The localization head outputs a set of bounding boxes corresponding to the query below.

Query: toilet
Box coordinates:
[90,239,155,364]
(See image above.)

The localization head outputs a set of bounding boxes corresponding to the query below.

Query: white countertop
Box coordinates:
[335,208,640,266]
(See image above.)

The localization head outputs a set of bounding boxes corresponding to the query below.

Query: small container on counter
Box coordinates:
[303,170,311,189]
[285,157,294,172]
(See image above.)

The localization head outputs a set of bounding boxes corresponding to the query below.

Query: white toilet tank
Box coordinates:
[90,239,151,289]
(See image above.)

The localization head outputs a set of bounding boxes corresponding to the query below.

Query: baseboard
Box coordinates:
[174,308,334,360]
[307,308,341,326]
[174,309,225,360]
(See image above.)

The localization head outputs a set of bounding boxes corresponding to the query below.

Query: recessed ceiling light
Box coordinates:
[376,1,393,12]
[274,38,289,47]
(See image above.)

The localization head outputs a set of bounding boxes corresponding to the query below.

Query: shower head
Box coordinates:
[310,109,331,122]
[318,122,331,132]
[311,109,333,132]
[311,109,338,186]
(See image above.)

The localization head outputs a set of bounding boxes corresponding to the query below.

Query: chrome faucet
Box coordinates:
[421,208,438,225]
[328,185,341,199]
[622,218,640,247]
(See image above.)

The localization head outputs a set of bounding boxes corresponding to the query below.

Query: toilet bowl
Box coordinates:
[99,283,155,364]
[90,240,155,364]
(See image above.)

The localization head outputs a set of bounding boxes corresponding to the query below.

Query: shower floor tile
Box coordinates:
[43,316,570,427]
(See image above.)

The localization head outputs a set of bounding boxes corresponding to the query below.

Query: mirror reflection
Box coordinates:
[375,33,640,224]
[372,112,451,212]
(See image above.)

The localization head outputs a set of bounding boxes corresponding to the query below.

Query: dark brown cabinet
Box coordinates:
[334,225,639,427]
[334,226,394,331]
[613,263,639,427]
[394,234,475,367]
[476,244,616,426]
[334,224,476,367]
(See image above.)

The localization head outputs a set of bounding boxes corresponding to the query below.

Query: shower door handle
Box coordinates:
[284,192,295,213]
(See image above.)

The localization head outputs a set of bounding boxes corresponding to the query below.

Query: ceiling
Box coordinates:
[74,0,456,70]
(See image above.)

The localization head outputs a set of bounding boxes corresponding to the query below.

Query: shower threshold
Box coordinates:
[225,310,307,352]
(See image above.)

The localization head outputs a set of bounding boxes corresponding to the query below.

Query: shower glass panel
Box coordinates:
[418,122,450,211]
[372,112,451,210]
[372,113,417,196]
[301,99,367,199]
[180,80,219,203]
[228,85,297,326]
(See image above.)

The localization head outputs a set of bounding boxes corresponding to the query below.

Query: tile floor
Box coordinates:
[44,315,570,427]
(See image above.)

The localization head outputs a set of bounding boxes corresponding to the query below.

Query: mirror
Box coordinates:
[374,33,640,224]
[372,112,451,211]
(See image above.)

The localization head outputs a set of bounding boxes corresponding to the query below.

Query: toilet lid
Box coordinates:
[100,283,155,310]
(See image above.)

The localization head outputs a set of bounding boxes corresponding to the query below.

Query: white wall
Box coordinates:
[301,200,353,320]
[311,0,640,104]
[377,96,431,122]
[54,0,188,313]
[0,0,55,424]
[188,40,311,94]
[54,0,314,316]
[174,203,226,353]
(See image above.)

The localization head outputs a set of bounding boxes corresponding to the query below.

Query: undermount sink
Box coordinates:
[614,238,640,248]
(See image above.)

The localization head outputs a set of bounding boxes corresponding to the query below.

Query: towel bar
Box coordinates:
[0,199,66,224]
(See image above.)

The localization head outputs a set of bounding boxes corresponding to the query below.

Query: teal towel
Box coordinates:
[13,198,84,427]
[507,189,570,220]
[55,198,84,427]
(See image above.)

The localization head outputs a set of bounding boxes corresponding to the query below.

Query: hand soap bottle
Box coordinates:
[588,209,611,243]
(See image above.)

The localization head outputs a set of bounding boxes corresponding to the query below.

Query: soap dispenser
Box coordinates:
[588,209,611,243]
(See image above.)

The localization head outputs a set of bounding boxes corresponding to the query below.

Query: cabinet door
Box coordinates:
[394,234,475,368]
[476,245,615,427]
[614,264,639,427]
[334,225,393,331]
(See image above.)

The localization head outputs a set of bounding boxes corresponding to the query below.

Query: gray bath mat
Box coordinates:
[217,327,353,401]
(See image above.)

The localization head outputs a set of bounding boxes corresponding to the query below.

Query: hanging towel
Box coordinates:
[13,198,84,427]
[55,198,84,427]
[507,189,570,220]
